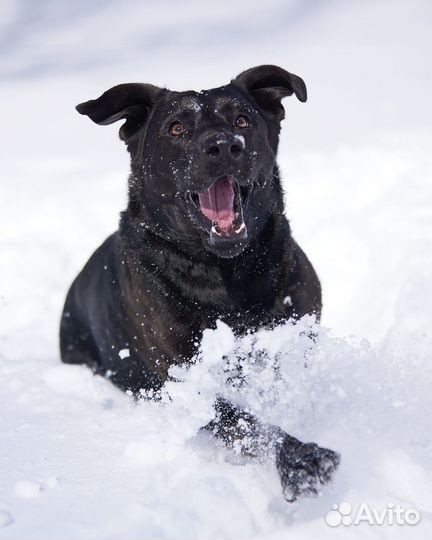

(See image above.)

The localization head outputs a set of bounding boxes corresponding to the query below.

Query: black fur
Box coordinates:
[60,65,339,501]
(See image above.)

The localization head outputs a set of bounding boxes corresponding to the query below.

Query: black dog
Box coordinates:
[60,65,339,502]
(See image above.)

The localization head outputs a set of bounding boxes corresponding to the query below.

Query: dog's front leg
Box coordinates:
[203,397,340,502]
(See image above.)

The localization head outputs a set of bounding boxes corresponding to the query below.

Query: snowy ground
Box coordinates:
[1,1,432,538]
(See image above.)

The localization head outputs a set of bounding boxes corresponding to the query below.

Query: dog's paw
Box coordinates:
[275,436,340,503]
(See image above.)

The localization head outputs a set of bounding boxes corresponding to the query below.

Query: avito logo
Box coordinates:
[325,502,421,527]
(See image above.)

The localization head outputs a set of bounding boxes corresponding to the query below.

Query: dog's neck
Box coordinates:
[118,204,294,314]
[117,162,294,310]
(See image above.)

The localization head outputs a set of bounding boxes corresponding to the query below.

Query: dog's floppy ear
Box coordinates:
[76,83,163,142]
[233,65,307,119]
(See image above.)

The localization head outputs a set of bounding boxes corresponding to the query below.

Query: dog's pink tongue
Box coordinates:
[198,176,236,231]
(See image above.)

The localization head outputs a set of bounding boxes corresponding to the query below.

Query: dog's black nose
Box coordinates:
[202,133,244,161]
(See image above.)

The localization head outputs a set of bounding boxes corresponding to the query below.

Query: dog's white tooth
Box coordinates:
[211,225,221,236]
[235,222,246,233]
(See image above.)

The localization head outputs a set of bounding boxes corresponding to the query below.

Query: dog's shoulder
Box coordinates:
[65,232,122,315]
[281,237,322,320]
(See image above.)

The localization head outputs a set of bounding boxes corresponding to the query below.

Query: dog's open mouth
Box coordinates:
[187,176,250,243]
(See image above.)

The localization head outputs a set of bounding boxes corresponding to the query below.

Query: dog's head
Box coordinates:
[77,65,306,258]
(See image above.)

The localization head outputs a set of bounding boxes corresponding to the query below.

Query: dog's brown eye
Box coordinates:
[169,121,186,136]
[235,114,249,128]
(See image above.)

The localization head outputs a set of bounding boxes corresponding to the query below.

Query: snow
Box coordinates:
[0,512,13,529]
[13,481,41,499]
[119,348,130,360]
[1,0,432,538]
